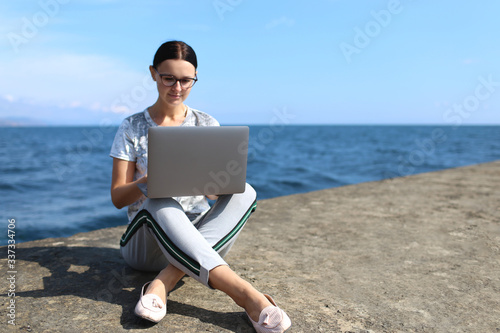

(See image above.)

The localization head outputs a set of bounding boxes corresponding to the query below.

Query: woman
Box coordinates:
[109,41,291,332]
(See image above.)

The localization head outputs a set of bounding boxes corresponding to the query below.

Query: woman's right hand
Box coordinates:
[111,158,146,209]
[138,174,148,184]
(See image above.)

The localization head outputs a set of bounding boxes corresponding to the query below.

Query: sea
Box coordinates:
[1,125,499,246]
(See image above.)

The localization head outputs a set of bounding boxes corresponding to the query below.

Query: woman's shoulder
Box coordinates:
[121,109,149,125]
[188,107,220,126]
[115,109,151,138]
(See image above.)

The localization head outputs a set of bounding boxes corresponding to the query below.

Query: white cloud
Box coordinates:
[461,58,479,65]
[0,52,157,116]
[2,94,15,102]
[265,16,295,30]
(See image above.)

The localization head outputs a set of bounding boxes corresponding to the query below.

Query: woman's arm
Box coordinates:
[111,158,146,209]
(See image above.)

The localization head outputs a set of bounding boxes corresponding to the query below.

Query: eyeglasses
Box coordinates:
[153,67,197,89]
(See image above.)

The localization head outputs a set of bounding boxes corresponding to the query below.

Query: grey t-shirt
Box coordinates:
[110,106,220,222]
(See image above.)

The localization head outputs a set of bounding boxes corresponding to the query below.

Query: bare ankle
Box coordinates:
[245,292,273,322]
[145,280,167,304]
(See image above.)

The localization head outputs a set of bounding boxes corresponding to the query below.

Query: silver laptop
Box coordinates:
[147,126,249,198]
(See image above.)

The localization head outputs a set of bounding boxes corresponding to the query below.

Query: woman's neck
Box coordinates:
[149,102,187,126]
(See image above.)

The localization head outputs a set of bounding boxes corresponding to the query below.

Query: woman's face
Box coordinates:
[150,59,197,108]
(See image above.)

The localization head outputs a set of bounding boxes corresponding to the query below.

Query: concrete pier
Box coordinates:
[1,161,499,332]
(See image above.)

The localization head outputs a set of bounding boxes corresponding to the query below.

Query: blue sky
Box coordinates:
[1,0,499,125]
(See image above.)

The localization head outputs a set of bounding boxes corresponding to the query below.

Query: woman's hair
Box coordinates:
[152,40,198,69]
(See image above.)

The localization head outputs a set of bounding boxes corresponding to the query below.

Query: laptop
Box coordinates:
[146,126,249,198]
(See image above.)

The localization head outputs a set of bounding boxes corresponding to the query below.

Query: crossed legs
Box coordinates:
[121,184,267,316]
[120,184,290,330]
[145,264,272,321]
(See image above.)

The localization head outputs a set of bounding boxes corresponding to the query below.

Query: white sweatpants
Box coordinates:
[120,183,257,287]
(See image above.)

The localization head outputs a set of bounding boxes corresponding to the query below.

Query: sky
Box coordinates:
[1,0,499,125]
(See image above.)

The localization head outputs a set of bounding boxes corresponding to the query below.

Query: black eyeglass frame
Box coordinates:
[153,67,198,88]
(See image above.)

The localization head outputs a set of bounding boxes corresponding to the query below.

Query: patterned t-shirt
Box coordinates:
[109,106,220,222]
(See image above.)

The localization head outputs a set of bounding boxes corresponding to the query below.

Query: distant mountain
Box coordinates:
[0,117,47,127]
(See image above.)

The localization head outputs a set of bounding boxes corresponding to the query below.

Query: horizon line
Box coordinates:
[1,123,500,128]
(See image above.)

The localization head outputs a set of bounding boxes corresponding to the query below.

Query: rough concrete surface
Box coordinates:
[1,161,500,332]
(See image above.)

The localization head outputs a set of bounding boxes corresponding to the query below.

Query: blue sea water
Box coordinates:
[1,125,499,245]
